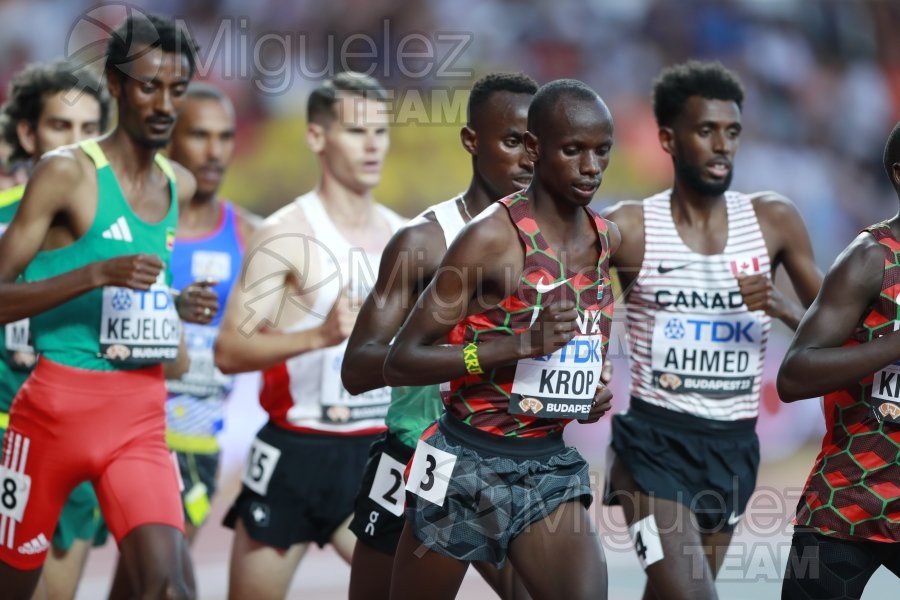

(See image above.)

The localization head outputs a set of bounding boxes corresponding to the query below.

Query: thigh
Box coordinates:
[389,521,468,600]
[349,536,396,600]
[118,523,191,600]
[227,519,307,600]
[609,455,717,600]
[508,501,606,600]
[782,530,881,600]
[472,561,530,600]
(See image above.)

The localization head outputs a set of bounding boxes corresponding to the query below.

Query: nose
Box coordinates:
[154,89,174,115]
[207,137,224,161]
[581,152,601,177]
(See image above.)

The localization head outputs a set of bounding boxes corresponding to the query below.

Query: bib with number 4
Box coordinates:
[406,440,457,506]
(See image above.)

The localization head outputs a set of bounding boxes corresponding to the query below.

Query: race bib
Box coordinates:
[651,313,761,397]
[241,437,281,496]
[0,466,31,523]
[166,323,233,398]
[406,440,456,506]
[368,452,406,517]
[191,250,231,282]
[4,318,35,370]
[320,341,391,424]
[509,334,603,419]
[871,362,900,425]
[99,273,181,364]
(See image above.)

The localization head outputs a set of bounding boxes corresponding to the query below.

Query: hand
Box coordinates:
[737,273,786,318]
[95,254,164,291]
[519,301,578,358]
[579,383,613,423]
[319,287,357,347]
[177,280,220,324]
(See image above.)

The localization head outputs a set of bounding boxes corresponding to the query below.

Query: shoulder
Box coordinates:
[31,146,91,187]
[604,218,622,254]
[748,191,802,221]
[458,202,517,252]
[829,230,886,285]
[600,199,644,229]
[229,202,264,239]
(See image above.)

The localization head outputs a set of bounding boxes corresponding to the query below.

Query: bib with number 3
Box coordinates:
[405,440,457,506]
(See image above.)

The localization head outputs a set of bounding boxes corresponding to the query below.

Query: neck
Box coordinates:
[178,195,221,234]
[316,176,376,226]
[100,129,160,184]
[529,182,586,239]
[669,179,726,224]
[461,175,498,221]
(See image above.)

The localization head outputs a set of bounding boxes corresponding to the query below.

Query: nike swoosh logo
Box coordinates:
[657,261,698,274]
[727,512,741,526]
[535,277,568,294]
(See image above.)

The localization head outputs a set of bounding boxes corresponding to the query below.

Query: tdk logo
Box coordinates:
[534,338,601,364]
[666,318,755,343]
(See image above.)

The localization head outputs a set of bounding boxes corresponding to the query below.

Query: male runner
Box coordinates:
[214,72,404,600]
[0,59,112,600]
[384,79,617,600]
[0,14,214,599]
[776,122,900,599]
[601,61,822,600]
[165,82,260,543]
[341,72,537,600]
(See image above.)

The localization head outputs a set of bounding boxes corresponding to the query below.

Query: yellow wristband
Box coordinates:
[462,342,484,375]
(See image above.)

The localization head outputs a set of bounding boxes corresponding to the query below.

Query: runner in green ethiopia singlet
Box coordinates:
[25,139,181,371]
[0,184,31,421]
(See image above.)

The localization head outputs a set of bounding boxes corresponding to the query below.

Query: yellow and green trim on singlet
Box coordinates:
[23,140,178,371]
[0,184,29,417]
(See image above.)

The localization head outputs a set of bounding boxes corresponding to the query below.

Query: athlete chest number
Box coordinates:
[368,452,406,517]
[241,437,282,496]
[405,440,457,506]
[0,468,30,522]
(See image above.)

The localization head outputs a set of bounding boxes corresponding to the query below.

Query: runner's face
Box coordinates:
[666,96,741,197]
[319,95,390,194]
[471,91,533,199]
[110,46,191,149]
[169,98,235,198]
[531,97,613,207]
[30,92,102,157]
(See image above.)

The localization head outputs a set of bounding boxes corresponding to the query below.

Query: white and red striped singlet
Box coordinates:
[625,190,771,421]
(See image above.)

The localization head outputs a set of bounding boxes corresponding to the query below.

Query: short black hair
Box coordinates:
[1,60,110,162]
[185,82,232,105]
[307,72,388,124]
[527,79,602,136]
[652,61,744,127]
[885,121,900,189]
[467,72,538,125]
[106,13,198,78]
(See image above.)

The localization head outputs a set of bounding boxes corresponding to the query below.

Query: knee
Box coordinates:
[136,577,194,600]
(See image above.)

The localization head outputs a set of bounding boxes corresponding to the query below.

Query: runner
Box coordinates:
[384,79,617,600]
[602,61,822,599]
[214,72,404,600]
[341,72,537,600]
[777,121,900,599]
[0,14,211,599]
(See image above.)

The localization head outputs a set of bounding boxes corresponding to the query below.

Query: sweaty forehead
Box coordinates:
[472,91,531,130]
[540,96,613,140]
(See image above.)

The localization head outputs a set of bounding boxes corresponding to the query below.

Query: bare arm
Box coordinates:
[164,332,191,379]
[214,221,352,374]
[341,218,445,394]
[0,154,163,323]
[777,233,897,401]
[741,193,823,330]
[383,208,579,387]
[600,201,643,292]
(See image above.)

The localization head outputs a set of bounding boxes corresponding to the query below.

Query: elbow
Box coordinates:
[776,363,805,403]
[214,337,242,375]
[382,348,410,387]
[341,360,368,396]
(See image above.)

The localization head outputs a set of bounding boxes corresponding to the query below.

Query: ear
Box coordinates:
[658,126,675,157]
[460,125,477,156]
[16,120,37,157]
[306,122,326,153]
[523,130,539,163]
[893,162,900,189]
[105,69,123,101]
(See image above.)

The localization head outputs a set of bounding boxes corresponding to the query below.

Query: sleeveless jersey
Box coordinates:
[446,192,613,438]
[625,190,771,421]
[24,140,180,371]
[165,202,245,449]
[794,222,900,542]
[260,191,405,435]
[385,195,464,448]
[0,185,32,415]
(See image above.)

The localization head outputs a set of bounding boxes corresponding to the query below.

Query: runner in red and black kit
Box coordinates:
[778,122,900,599]
[385,79,620,600]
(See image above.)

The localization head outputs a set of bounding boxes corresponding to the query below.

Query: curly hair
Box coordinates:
[652,61,744,128]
